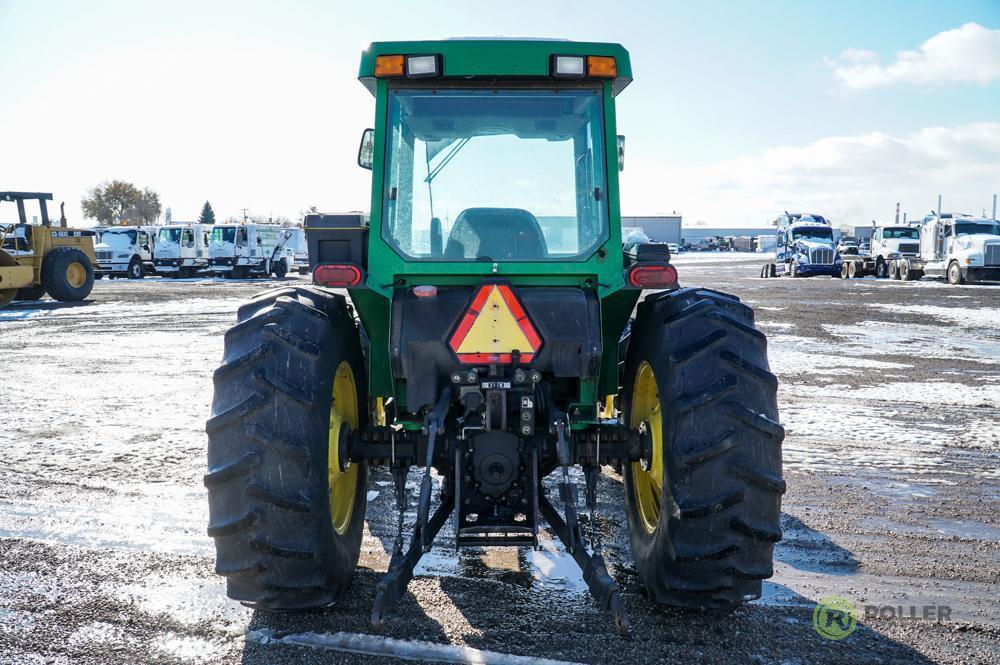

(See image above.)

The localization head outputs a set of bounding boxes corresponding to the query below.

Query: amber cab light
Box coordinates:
[314,263,362,287]
[628,263,678,289]
[587,56,617,78]
[374,55,405,77]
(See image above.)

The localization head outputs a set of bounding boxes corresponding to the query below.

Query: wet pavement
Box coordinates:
[0,261,998,664]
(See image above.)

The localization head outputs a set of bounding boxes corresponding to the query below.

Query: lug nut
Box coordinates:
[451,372,462,384]
[521,425,532,435]
[514,369,526,383]
[466,371,478,382]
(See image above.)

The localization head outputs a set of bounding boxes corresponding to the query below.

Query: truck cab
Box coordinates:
[915,215,1000,284]
[94,226,155,279]
[869,224,920,274]
[208,223,292,278]
[767,212,839,277]
[154,223,210,278]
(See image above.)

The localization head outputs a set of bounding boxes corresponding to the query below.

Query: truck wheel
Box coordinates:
[887,261,900,280]
[790,260,798,278]
[15,286,46,301]
[840,263,849,279]
[206,286,369,610]
[41,247,94,302]
[298,267,308,276]
[875,257,887,279]
[622,287,784,609]
[947,261,964,285]
[899,260,915,281]
[273,260,288,279]
[848,262,859,279]
[127,257,144,279]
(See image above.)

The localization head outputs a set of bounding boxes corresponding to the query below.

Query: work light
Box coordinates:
[551,55,585,78]
[406,54,441,78]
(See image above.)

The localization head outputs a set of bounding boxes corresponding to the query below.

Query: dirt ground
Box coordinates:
[1,257,998,664]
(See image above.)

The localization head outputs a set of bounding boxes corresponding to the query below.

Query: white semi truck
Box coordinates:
[94,226,156,279]
[154,223,211,278]
[903,214,1000,284]
[840,214,1000,283]
[207,223,293,278]
[760,212,840,278]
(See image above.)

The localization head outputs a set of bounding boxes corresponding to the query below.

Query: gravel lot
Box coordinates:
[1,257,998,664]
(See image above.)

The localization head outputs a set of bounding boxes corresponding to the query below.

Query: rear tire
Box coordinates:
[875,257,887,279]
[621,287,784,609]
[888,261,900,280]
[206,286,369,610]
[41,247,94,301]
[15,286,46,301]
[273,259,288,279]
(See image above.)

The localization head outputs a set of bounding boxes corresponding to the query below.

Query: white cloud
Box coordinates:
[620,122,1000,227]
[827,23,1000,90]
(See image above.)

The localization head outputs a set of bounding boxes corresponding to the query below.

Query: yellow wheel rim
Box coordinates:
[630,361,663,535]
[328,360,359,535]
[66,262,86,288]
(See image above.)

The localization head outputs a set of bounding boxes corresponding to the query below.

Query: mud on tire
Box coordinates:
[205,286,368,610]
[621,287,784,609]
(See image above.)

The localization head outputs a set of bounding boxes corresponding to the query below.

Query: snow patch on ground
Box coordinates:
[868,303,1000,328]
[824,321,1000,363]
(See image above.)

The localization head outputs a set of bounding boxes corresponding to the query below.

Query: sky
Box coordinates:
[1,0,998,228]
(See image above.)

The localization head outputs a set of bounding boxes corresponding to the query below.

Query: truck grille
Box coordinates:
[986,243,1000,267]
[96,250,113,261]
[810,248,834,265]
[899,243,919,255]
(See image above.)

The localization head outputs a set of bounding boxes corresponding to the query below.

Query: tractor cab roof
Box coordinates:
[359,38,632,96]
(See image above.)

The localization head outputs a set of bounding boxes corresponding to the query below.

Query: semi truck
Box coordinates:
[93,226,156,279]
[760,212,839,277]
[207,223,293,278]
[284,227,310,274]
[154,223,211,278]
[840,214,1000,283]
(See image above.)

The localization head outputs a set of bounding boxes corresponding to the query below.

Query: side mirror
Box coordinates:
[617,135,625,172]
[358,128,375,170]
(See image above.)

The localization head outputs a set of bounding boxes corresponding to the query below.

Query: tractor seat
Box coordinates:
[444,208,547,260]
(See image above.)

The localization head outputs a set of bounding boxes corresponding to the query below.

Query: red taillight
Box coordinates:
[628,263,678,289]
[313,263,362,287]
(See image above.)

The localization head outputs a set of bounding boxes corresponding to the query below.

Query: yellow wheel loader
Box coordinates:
[0,192,98,308]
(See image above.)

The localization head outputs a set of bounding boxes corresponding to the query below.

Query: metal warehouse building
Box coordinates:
[680,227,775,244]
[622,215,682,244]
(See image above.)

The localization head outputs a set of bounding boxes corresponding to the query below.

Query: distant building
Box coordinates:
[622,215,682,244]
[680,227,774,245]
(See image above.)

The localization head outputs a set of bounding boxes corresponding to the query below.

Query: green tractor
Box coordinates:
[206,39,783,635]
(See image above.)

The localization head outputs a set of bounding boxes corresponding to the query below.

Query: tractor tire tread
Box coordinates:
[207,286,367,611]
[622,286,783,610]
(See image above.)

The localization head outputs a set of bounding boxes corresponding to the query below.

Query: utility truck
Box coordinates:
[154,223,210,278]
[283,227,310,274]
[94,226,156,279]
[205,39,783,636]
[760,212,839,277]
[207,223,293,278]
